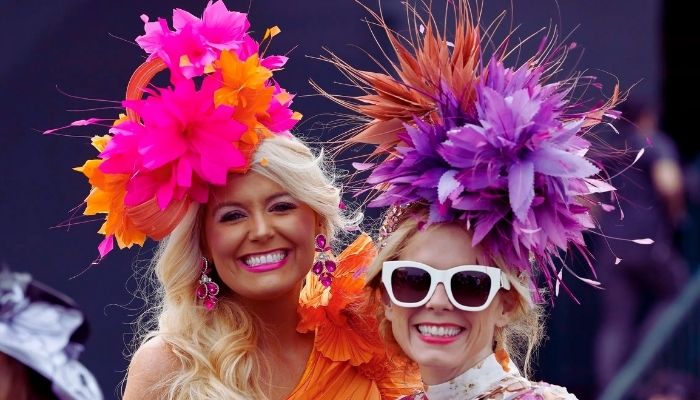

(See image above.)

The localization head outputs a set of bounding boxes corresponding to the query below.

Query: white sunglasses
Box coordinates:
[382,260,511,312]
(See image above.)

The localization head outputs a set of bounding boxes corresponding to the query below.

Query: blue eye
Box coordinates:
[270,202,296,212]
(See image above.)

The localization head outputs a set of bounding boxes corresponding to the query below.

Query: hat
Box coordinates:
[320,0,651,299]
[0,267,103,399]
[46,1,301,260]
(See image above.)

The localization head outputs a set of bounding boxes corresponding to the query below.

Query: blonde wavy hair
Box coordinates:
[365,207,545,378]
[129,136,358,399]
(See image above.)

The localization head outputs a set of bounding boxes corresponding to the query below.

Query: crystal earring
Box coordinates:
[196,257,220,310]
[312,234,336,287]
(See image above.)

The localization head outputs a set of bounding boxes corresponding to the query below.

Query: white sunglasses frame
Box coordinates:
[381,260,511,312]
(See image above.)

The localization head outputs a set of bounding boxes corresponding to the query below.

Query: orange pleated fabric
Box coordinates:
[289,234,421,400]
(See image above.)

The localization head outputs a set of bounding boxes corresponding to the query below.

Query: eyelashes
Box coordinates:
[217,201,297,223]
[269,202,297,212]
[219,210,245,223]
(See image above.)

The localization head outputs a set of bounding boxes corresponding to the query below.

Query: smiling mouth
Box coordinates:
[415,324,464,338]
[241,250,288,267]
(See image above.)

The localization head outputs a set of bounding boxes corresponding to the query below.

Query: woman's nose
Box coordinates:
[425,283,454,311]
[248,213,274,242]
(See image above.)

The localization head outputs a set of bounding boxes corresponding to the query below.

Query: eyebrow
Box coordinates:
[211,192,293,213]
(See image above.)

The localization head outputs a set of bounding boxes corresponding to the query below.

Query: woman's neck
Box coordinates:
[236,283,315,399]
[238,285,302,343]
[420,347,494,386]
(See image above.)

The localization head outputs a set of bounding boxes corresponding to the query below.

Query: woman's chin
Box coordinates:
[414,352,464,371]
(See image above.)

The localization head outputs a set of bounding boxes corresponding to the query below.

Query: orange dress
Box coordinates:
[289,234,421,400]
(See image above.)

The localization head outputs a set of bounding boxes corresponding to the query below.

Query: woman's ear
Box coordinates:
[380,286,395,322]
[199,239,211,260]
[315,216,327,238]
[495,289,518,328]
[198,208,211,259]
[384,301,394,322]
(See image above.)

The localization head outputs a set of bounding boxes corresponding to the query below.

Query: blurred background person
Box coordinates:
[0,267,103,400]
[682,154,700,270]
[634,370,700,400]
[593,99,689,393]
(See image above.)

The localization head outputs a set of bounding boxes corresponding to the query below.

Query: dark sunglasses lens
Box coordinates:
[451,271,492,307]
[390,267,431,303]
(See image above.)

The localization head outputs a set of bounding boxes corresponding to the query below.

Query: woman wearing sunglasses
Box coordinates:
[365,206,569,399]
[321,0,636,398]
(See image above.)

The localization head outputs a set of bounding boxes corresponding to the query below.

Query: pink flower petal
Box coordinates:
[261,55,288,70]
[176,159,193,188]
[98,235,115,258]
[156,177,176,210]
[172,8,199,31]
[200,0,250,50]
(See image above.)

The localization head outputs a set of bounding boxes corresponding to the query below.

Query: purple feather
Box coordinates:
[508,161,535,222]
[357,54,617,297]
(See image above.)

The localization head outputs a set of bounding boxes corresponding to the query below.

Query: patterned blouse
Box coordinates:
[400,353,577,400]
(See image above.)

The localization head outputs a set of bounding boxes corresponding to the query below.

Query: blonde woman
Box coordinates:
[124,137,417,399]
[365,206,572,399]
[52,1,419,399]
[320,0,645,398]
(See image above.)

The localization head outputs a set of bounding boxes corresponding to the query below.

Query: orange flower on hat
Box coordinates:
[215,50,274,127]
[214,50,275,167]
[74,124,146,257]
[53,2,302,260]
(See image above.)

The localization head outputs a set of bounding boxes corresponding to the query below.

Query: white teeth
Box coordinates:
[417,325,462,337]
[244,250,286,267]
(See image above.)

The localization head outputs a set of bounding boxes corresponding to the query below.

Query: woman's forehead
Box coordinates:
[398,224,483,268]
[209,171,287,203]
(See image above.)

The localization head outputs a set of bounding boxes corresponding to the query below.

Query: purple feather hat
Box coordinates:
[321,1,646,299]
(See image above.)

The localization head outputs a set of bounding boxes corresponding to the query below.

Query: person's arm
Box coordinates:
[123,337,180,400]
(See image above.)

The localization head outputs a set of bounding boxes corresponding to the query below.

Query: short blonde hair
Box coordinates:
[364,206,545,378]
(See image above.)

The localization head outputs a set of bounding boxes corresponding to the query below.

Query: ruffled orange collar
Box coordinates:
[298,234,398,374]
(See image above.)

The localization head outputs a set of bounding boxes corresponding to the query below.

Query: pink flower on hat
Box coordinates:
[100,76,247,210]
[136,0,251,78]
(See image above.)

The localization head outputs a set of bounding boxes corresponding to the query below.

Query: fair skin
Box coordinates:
[124,171,317,400]
[383,224,516,385]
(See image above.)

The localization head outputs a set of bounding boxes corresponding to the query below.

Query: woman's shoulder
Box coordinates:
[520,380,578,400]
[123,336,181,399]
[398,394,427,400]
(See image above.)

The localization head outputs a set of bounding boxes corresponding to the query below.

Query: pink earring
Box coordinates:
[312,234,336,287]
[196,257,220,310]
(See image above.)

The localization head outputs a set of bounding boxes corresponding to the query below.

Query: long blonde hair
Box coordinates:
[364,207,545,378]
[130,136,358,399]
